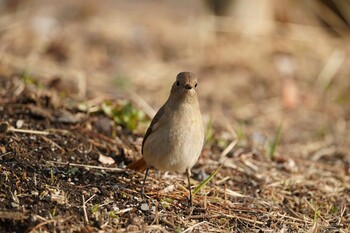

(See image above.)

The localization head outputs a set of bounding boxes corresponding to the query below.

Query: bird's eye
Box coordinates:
[176,81,180,87]
[195,83,198,88]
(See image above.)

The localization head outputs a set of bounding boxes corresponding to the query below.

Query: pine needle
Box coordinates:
[193,165,222,195]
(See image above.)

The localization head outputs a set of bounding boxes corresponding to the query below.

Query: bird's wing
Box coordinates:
[128,104,166,172]
[142,104,166,154]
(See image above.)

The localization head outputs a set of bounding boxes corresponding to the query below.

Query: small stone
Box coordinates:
[16,120,24,129]
[31,191,39,196]
[93,117,113,136]
[140,203,149,211]
[11,202,19,208]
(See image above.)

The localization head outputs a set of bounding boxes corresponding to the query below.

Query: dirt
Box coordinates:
[0,74,349,232]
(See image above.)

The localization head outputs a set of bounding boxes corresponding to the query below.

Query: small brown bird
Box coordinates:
[128,72,204,206]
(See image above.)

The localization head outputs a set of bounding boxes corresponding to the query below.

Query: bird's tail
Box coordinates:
[127,157,147,172]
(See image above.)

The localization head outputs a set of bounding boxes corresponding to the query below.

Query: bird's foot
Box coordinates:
[141,187,151,200]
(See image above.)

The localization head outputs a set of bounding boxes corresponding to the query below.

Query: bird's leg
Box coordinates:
[186,167,193,206]
[141,166,150,199]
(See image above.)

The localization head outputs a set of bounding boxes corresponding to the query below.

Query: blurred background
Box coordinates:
[0,0,349,158]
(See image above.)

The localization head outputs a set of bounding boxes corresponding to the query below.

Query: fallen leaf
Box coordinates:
[282,78,299,110]
[0,146,6,153]
[98,153,115,165]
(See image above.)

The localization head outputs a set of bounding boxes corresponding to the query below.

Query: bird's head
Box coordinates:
[170,72,198,100]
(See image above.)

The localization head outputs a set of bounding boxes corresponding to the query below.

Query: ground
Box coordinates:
[0,1,350,232]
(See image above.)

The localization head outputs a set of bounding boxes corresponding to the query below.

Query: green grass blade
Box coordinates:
[268,123,283,159]
[193,165,222,195]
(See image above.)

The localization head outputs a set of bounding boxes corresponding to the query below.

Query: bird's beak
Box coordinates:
[184,84,193,90]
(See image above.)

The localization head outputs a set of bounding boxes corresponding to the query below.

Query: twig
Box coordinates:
[183,221,208,233]
[82,194,96,223]
[315,49,345,91]
[82,195,88,223]
[143,225,170,233]
[276,212,313,224]
[220,115,239,159]
[155,201,159,225]
[116,207,133,215]
[0,152,12,158]
[46,161,125,172]
[34,214,47,221]
[303,197,326,222]
[219,139,238,161]
[160,218,176,229]
[189,214,221,219]
[221,213,265,225]
[338,204,346,225]
[0,211,28,220]
[0,122,49,135]
[29,220,57,233]
[129,91,156,118]
[215,176,230,185]
[28,216,73,233]
[41,136,65,154]
[175,181,188,194]
[218,186,250,198]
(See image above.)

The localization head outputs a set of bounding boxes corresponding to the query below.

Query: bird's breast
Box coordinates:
[142,103,204,172]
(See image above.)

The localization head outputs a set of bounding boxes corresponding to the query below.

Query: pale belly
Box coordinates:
[143,110,204,173]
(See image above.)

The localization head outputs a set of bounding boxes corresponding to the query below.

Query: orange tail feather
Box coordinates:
[127,157,147,172]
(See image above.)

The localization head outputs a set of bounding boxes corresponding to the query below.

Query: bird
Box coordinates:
[128,72,204,206]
